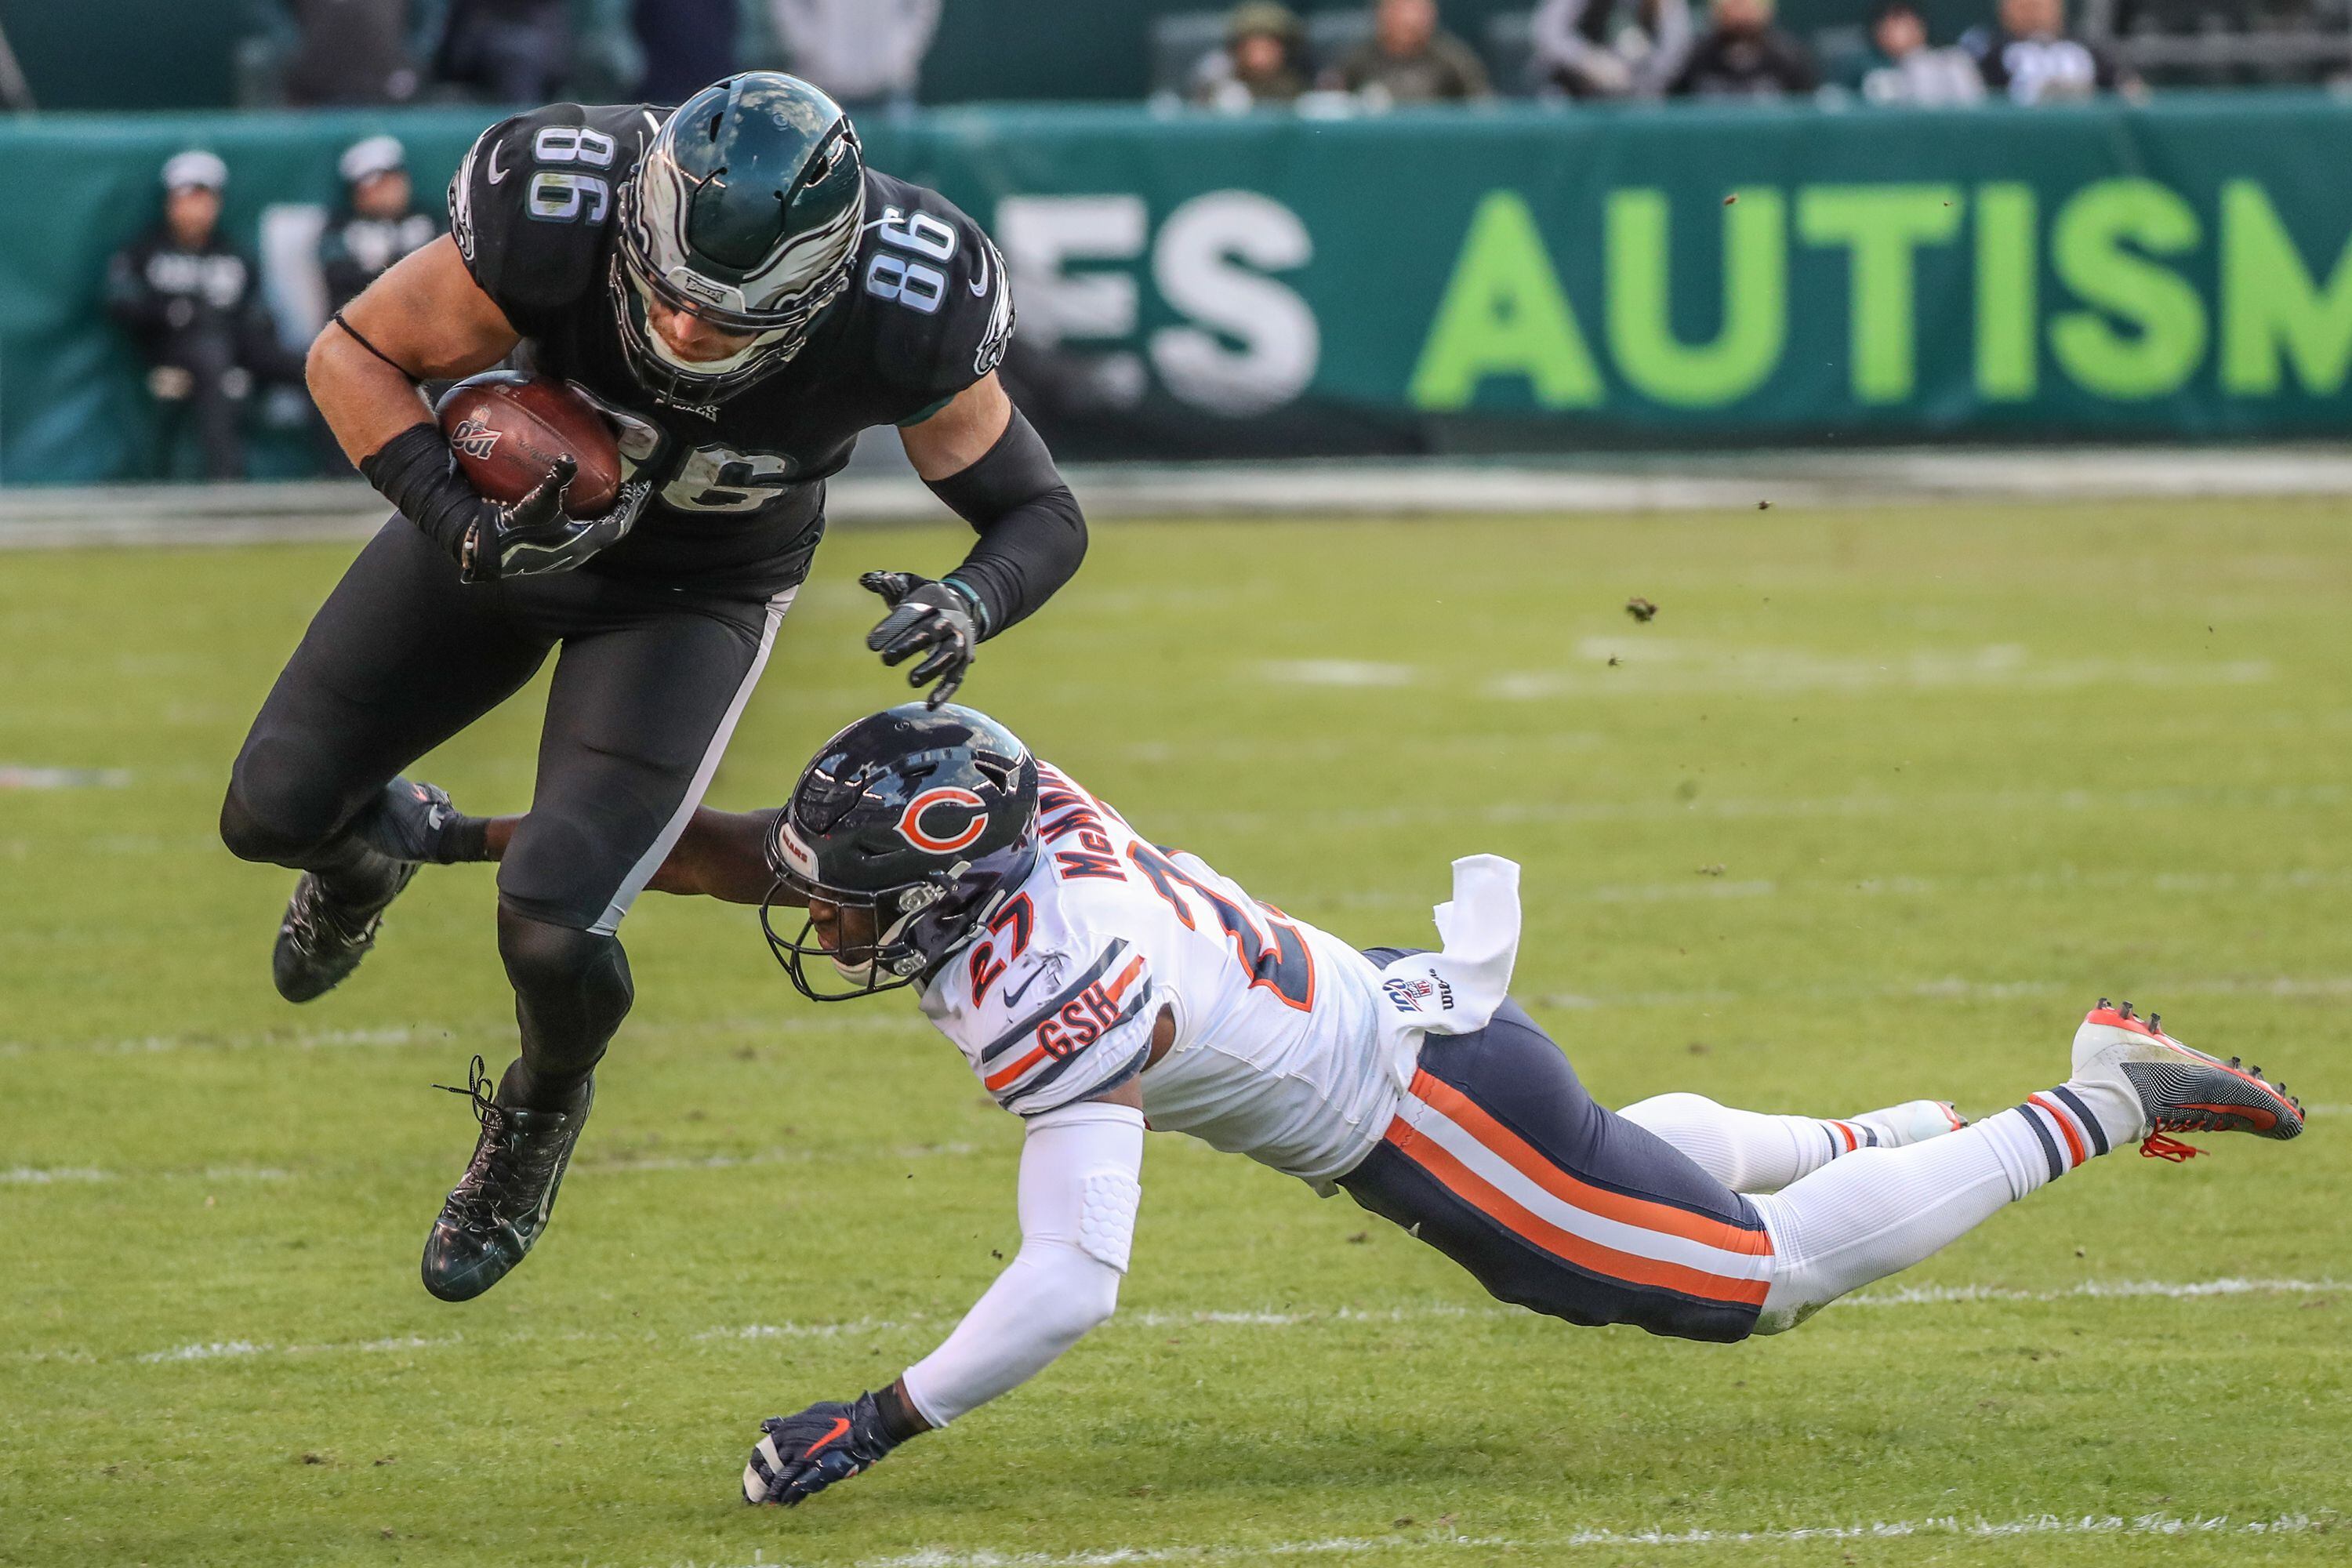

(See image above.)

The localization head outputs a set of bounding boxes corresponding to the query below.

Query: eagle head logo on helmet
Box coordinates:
[609,72,867,407]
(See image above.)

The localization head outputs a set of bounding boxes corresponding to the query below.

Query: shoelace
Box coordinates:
[2140,1129,2204,1162]
[284,878,376,956]
[432,1054,514,1228]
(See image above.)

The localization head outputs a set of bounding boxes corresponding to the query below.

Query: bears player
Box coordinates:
[366,705,2305,1501]
[218,73,1081,1305]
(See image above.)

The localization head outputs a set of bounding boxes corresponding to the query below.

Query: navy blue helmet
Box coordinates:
[764,704,1040,1000]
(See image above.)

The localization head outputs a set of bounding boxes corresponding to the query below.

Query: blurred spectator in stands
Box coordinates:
[282,0,424,104]
[1323,0,1492,103]
[1190,2,1309,108]
[1850,0,1984,102]
[769,0,941,111]
[637,0,737,103]
[1532,0,1693,98]
[105,152,290,481]
[1962,0,2139,102]
[0,18,31,111]
[318,136,442,315]
[1668,0,1818,95]
[435,0,571,102]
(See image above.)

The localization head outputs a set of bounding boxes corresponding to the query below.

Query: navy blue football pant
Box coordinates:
[1340,954,1773,1343]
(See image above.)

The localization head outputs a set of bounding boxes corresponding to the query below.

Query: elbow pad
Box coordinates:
[898,1101,1143,1428]
[1037,1102,1145,1272]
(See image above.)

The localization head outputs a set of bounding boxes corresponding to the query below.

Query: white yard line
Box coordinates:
[2,1145,979,1188]
[60,1279,2342,1373]
[1260,645,2279,701]
[0,1025,424,1058]
[2,1165,289,1184]
[1844,1277,2350,1306]
[1538,971,2352,1012]
[132,1334,462,1365]
[675,1511,2335,1568]
[1154,781,2352,839]
[5,1011,931,1059]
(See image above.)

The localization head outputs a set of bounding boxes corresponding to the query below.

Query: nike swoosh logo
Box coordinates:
[486,144,510,185]
[969,245,993,296]
[801,1416,851,1459]
[2179,1101,2278,1131]
[998,961,1051,1007]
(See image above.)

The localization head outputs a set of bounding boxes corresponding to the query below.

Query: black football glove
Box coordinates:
[862,571,982,710]
[742,1391,906,1507]
[350,777,460,864]
[461,460,653,584]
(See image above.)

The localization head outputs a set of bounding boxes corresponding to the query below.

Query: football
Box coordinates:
[435,372,623,517]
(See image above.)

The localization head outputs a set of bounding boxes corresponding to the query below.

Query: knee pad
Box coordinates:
[220,776,329,865]
[496,905,634,1077]
[220,739,349,864]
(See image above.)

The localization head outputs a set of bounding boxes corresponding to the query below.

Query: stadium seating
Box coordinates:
[2089,0,2352,85]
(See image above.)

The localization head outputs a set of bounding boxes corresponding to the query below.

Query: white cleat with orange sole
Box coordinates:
[2071,1000,2305,1161]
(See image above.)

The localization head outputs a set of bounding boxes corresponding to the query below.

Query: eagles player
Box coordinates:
[217,74,1080,1305]
[372,706,2306,1503]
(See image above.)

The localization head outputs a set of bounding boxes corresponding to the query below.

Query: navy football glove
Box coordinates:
[742,1390,907,1506]
[352,777,458,864]
[462,461,653,584]
[862,571,983,709]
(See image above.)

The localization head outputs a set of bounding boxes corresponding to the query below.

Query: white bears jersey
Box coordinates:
[916,763,1400,1189]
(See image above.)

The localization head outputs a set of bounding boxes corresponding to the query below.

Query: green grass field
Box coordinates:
[3,502,2348,1568]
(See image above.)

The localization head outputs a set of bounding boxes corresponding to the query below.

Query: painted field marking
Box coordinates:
[62,1279,2345,1373]
[1486,642,2273,701]
[0,764,132,790]
[1339,862,2352,913]
[1258,660,1418,688]
[2,1165,288,1185]
[1537,971,2352,1012]
[680,1511,2335,1568]
[1155,780,2352,839]
[9,1009,933,1059]
[1256,645,2278,702]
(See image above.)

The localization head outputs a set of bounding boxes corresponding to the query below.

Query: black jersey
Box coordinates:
[448,103,1014,596]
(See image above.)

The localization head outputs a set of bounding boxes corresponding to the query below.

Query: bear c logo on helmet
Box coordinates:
[896,787,988,855]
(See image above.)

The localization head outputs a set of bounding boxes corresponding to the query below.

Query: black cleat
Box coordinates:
[271,857,418,1004]
[421,1056,593,1302]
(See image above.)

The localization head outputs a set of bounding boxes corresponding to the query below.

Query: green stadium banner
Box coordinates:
[8,95,2352,483]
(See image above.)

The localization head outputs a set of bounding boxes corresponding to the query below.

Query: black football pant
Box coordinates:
[222,518,794,1107]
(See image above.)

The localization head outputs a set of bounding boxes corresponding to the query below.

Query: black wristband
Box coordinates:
[869,1381,930,1445]
[359,423,481,561]
[437,812,492,866]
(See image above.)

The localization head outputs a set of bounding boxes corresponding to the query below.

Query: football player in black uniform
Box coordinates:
[219,73,1085,1304]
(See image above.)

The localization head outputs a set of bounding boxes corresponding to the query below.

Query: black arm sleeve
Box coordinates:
[926,407,1087,639]
[360,421,481,561]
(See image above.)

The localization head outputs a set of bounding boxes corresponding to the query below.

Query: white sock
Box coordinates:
[1618,1091,1963,1194]
[1747,1087,2108,1332]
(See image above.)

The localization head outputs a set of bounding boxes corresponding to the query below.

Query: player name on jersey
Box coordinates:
[918,763,1418,1190]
